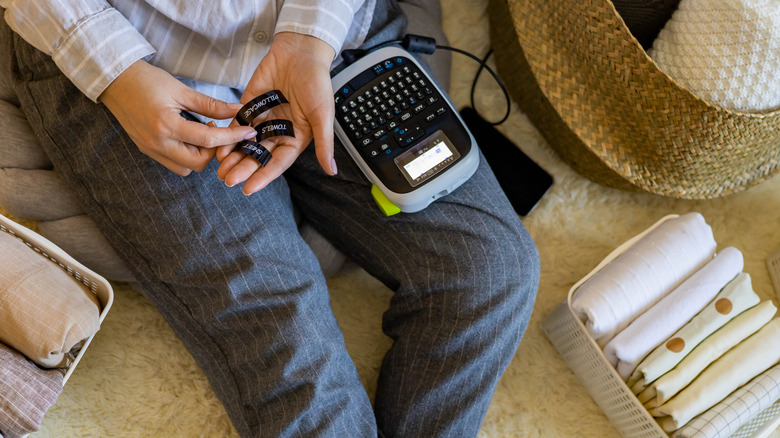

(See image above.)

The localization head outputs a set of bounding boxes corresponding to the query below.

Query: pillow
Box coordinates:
[0,229,101,368]
[648,0,780,112]
[0,342,63,438]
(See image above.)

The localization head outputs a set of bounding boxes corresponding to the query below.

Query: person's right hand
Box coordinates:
[100,60,257,176]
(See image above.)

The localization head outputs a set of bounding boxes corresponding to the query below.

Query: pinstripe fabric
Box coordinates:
[8,1,539,436]
[1,0,374,101]
[0,343,64,438]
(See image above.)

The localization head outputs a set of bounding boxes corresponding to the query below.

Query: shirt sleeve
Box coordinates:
[274,0,366,56]
[2,0,156,102]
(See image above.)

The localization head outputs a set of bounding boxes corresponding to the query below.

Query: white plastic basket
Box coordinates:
[0,213,113,385]
[542,214,780,438]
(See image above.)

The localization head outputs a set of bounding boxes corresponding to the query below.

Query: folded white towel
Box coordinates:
[653,318,780,432]
[627,273,760,389]
[672,364,780,438]
[604,247,743,379]
[637,300,777,407]
[572,213,716,341]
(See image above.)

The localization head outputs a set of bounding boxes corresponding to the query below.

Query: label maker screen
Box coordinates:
[395,130,461,187]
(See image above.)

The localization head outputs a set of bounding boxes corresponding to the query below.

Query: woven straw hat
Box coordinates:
[488,0,780,198]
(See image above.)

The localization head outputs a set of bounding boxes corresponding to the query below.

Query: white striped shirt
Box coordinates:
[1,0,375,102]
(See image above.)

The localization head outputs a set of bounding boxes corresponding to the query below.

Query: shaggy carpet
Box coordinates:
[11,0,780,437]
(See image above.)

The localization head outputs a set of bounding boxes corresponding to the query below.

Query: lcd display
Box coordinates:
[394,130,461,187]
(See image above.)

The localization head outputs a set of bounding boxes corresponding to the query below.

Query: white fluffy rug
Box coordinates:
[19,1,780,437]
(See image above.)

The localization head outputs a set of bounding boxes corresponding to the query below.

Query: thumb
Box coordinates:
[309,107,337,175]
[182,89,242,120]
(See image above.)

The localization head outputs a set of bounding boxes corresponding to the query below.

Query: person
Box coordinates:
[1,0,540,436]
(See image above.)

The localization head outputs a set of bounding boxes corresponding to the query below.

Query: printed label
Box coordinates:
[236,90,289,126]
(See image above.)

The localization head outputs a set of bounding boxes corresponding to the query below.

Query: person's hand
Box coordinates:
[216,32,337,194]
[100,60,257,176]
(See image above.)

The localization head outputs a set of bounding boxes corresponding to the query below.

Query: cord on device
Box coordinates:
[340,34,510,126]
[341,34,435,64]
[435,46,510,126]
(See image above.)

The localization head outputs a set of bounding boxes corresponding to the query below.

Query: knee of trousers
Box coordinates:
[458,222,540,329]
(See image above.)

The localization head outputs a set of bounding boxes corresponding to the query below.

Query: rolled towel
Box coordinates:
[604,247,742,379]
[626,273,760,388]
[671,364,780,438]
[652,318,780,432]
[0,342,64,438]
[572,213,716,341]
[637,300,777,406]
[0,229,101,368]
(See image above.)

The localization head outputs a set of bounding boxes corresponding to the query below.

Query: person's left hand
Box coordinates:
[216,32,337,195]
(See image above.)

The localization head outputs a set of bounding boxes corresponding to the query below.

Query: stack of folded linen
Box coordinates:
[0,226,102,437]
[572,213,780,436]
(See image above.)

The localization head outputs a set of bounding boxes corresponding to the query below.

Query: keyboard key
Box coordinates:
[394,123,425,146]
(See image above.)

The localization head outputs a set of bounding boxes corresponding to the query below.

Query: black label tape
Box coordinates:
[236,90,289,126]
[236,140,272,167]
[255,119,295,142]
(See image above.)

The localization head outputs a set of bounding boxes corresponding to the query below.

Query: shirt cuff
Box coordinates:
[274,1,361,56]
[51,8,156,102]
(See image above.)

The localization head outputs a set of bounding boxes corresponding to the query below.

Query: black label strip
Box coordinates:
[236,90,289,126]
[236,140,272,167]
[255,119,295,142]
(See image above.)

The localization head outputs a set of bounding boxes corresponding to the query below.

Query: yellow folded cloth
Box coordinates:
[0,229,101,368]
[651,318,780,432]
[626,273,760,389]
[637,300,777,407]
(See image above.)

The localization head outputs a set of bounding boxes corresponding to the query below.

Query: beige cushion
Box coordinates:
[0,229,100,368]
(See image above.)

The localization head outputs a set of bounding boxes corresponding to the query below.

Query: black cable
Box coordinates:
[436,45,510,126]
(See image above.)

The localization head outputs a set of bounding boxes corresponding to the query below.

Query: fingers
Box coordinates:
[306,103,337,175]
[184,88,243,120]
[174,118,255,149]
[218,143,299,195]
[241,145,300,194]
[216,118,243,163]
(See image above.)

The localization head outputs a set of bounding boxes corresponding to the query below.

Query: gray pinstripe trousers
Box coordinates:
[9,2,539,436]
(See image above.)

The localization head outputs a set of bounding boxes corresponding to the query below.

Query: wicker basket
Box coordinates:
[487,0,780,199]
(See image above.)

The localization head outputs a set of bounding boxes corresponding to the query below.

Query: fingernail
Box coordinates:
[330,158,338,175]
[225,181,235,187]
[244,129,257,140]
